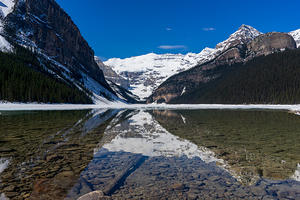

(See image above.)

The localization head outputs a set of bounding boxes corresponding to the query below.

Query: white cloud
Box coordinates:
[202,27,216,31]
[158,45,187,50]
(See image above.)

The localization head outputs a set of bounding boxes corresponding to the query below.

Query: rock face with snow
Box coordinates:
[0,0,14,52]
[6,0,110,87]
[148,27,298,103]
[95,56,130,89]
[9,0,114,91]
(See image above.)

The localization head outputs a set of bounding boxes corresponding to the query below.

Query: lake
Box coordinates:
[0,109,300,199]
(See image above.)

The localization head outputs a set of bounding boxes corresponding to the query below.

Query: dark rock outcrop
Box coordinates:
[77,191,111,200]
[247,32,296,58]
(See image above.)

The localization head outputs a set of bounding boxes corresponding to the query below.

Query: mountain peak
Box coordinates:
[233,24,262,38]
[238,24,254,30]
[215,25,262,51]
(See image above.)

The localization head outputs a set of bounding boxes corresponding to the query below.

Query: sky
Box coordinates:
[56,0,300,60]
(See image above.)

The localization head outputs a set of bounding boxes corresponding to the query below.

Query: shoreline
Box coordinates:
[1,103,300,112]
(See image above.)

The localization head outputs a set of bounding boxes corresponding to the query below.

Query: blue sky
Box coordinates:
[56,0,300,60]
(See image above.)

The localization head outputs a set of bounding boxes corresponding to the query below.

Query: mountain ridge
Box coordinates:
[104,25,300,102]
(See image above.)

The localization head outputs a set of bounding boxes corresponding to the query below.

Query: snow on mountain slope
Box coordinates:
[104,50,217,100]
[104,25,262,100]
[0,0,15,19]
[289,29,300,48]
[0,0,15,52]
[0,35,12,51]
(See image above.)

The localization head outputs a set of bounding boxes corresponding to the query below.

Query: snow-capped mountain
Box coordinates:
[289,29,300,48]
[104,51,215,100]
[104,25,262,100]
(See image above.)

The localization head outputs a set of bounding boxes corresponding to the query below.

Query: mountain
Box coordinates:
[105,25,300,103]
[169,48,300,104]
[104,51,214,100]
[0,0,132,104]
[104,25,262,100]
[148,31,297,104]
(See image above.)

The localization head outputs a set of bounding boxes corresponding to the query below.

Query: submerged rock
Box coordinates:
[77,191,111,200]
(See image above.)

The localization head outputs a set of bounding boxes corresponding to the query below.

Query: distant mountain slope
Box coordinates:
[95,56,130,89]
[148,32,297,103]
[170,48,300,104]
[0,0,132,104]
[104,25,262,100]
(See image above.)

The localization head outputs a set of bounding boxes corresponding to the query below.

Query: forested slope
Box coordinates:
[0,47,93,104]
[171,49,300,104]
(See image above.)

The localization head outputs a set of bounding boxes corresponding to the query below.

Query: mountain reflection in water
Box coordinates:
[0,109,300,199]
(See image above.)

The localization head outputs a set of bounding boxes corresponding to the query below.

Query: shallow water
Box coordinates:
[0,109,300,199]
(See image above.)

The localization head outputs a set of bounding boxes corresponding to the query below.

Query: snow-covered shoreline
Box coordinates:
[1,102,300,112]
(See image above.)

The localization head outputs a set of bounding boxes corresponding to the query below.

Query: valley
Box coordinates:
[1,1,300,199]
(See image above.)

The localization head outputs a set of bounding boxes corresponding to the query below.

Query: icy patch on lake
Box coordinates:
[0,193,9,200]
[0,158,9,174]
[0,158,10,200]
[292,163,300,181]
[2,103,300,113]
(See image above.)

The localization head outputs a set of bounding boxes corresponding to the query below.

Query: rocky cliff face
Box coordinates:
[148,32,297,103]
[0,0,141,103]
[247,32,296,58]
[7,0,111,88]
